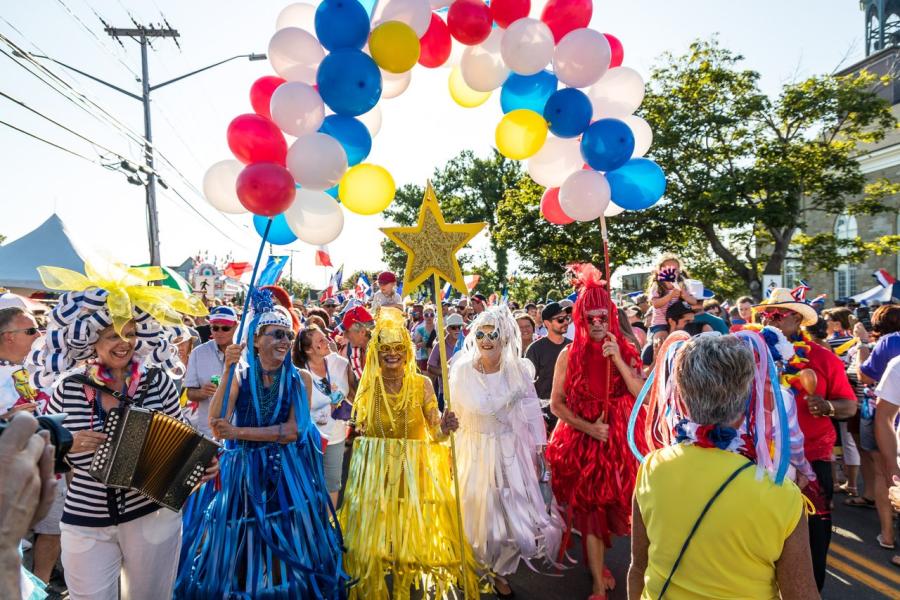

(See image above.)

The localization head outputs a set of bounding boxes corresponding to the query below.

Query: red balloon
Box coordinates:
[540,0,592,43]
[419,14,452,68]
[447,0,493,46]
[540,187,574,225]
[605,33,624,68]
[236,163,296,216]
[249,75,286,120]
[227,114,287,166]
[490,0,530,28]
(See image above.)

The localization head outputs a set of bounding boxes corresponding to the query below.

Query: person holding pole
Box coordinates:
[339,307,480,600]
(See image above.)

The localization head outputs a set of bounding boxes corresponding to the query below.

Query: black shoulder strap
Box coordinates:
[657,460,754,600]
[68,373,130,404]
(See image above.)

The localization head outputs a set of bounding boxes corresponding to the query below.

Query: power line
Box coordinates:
[0,118,100,163]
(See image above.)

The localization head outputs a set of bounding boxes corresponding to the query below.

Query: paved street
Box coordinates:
[500,493,900,599]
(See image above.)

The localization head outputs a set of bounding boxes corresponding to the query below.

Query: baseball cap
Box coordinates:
[445,313,464,327]
[322,298,339,307]
[342,306,374,331]
[665,301,694,322]
[559,299,574,311]
[471,293,487,303]
[208,306,238,324]
[377,271,397,285]
[541,302,566,322]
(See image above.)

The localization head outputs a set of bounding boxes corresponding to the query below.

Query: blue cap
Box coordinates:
[208,306,238,324]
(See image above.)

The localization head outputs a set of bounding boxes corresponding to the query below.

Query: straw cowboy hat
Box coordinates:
[751,288,819,326]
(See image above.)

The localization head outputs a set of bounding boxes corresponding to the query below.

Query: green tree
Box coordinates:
[381,149,522,284]
[638,38,898,299]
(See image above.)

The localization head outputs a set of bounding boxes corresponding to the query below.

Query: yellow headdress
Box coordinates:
[352,307,418,432]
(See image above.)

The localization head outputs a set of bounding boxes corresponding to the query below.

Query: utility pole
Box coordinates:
[106,25,179,267]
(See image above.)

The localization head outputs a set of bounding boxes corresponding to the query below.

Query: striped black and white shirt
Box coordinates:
[47,368,181,527]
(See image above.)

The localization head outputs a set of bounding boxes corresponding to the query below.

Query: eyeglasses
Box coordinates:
[424,312,435,318]
[586,314,609,325]
[261,329,295,342]
[379,343,407,354]
[211,325,234,332]
[551,315,570,324]
[0,327,40,336]
[760,309,794,321]
[475,330,500,341]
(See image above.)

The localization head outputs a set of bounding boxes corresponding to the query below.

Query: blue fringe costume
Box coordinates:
[175,293,348,599]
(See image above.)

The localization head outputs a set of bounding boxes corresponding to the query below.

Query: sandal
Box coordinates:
[602,566,616,591]
[835,482,858,496]
[877,533,896,550]
[892,555,900,568]
[845,496,876,508]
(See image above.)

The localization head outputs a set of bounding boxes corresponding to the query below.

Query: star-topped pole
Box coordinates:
[381,181,485,296]
[381,182,484,598]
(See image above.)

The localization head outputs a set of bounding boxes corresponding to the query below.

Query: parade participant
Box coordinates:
[753,288,857,592]
[411,305,436,372]
[628,336,817,600]
[545,264,643,599]
[176,290,348,599]
[427,312,464,407]
[371,271,403,312]
[26,263,213,600]
[873,353,900,565]
[322,297,341,328]
[525,301,571,433]
[471,293,487,315]
[734,295,755,325]
[646,255,698,349]
[342,306,374,383]
[293,324,353,507]
[261,284,300,333]
[449,306,563,596]
[339,307,479,600]
[183,306,237,435]
[514,310,536,356]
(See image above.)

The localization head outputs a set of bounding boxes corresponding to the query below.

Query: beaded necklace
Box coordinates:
[251,362,283,425]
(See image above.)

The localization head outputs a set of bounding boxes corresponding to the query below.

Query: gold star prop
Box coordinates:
[381,182,485,295]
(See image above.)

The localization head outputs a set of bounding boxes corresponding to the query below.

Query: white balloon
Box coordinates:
[373,0,432,37]
[587,67,646,119]
[202,160,248,214]
[500,18,554,76]
[553,28,611,89]
[604,201,626,217]
[430,0,452,8]
[287,133,348,190]
[621,114,653,158]
[527,136,583,188]
[357,105,382,137]
[285,189,345,245]
[275,2,318,33]
[381,69,412,99]
[460,29,509,92]
[268,27,324,84]
[559,170,611,222]
[269,82,325,137]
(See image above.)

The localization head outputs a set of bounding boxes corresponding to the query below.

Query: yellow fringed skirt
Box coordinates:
[339,436,482,600]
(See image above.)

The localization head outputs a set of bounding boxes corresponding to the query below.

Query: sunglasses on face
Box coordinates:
[424,312,435,318]
[1,327,40,336]
[760,309,794,321]
[475,330,500,341]
[586,313,609,325]
[262,329,295,342]
[211,325,234,332]
[379,343,407,354]
[552,315,570,324]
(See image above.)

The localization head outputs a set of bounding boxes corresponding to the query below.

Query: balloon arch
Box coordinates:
[202,0,666,249]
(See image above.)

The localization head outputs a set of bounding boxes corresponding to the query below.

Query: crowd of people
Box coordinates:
[1,254,900,600]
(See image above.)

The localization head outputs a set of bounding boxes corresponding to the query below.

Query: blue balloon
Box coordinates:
[543,88,592,138]
[315,0,370,51]
[316,50,382,116]
[500,71,558,114]
[253,213,297,245]
[318,115,372,166]
[580,118,635,172]
[606,158,667,211]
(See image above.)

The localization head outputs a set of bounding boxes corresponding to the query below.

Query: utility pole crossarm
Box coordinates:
[104,27,180,38]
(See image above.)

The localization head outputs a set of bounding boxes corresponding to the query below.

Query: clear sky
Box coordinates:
[0,0,864,287]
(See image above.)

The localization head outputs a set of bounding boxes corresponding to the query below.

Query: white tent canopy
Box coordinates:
[0,214,93,292]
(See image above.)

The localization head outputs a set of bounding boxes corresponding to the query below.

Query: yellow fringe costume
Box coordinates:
[339,308,481,600]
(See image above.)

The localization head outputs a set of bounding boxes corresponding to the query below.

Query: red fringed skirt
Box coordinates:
[545,392,639,548]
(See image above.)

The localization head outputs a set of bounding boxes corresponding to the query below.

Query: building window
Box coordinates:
[834,213,859,299]
[783,230,802,289]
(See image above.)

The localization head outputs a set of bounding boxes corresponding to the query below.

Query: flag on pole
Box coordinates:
[790,280,811,302]
[256,256,289,287]
[320,265,344,301]
[315,245,333,267]
[224,262,253,279]
[355,274,372,299]
[442,281,452,300]
[464,274,480,292]
[873,269,897,287]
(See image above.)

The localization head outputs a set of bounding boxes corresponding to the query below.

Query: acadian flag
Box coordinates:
[320,265,344,301]
[256,255,289,287]
[442,281,452,300]
[355,274,372,299]
[315,245,333,267]
[873,269,897,288]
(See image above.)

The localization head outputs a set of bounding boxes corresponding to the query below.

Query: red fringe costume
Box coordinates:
[545,265,641,548]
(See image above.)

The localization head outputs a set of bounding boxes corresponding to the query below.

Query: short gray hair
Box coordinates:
[0,307,27,334]
[674,335,754,426]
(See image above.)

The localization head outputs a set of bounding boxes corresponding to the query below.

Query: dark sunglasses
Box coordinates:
[211,325,234,332]
[552,315,570,324]
[262,329,295,342]
[475,330,500,341]
[424,312,435,318]
[1,327,40,336]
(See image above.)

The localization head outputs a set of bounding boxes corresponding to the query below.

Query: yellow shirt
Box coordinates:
[635,445,803,600]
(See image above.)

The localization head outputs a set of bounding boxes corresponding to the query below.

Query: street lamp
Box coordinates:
[16,48,267,266]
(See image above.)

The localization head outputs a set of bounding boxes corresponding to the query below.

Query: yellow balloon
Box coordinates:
[448,66,491,108]
[495,109,548,160]
[339,164,396,215]
[369,21,420,74]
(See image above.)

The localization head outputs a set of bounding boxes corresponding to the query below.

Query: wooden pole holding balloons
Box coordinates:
[600,213,612,425]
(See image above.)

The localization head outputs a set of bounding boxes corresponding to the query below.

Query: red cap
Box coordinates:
[342,306,374,331]
[377,271,397,285]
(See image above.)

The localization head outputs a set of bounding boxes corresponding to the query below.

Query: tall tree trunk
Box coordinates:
[699,223,762,299]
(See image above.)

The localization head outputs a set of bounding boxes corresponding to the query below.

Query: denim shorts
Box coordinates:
[858,415,877,452]
[649,324,669,334]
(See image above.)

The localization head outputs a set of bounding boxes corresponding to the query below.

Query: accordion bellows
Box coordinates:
[90,406,219,511]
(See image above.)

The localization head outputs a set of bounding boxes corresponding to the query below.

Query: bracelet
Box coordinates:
[826,401,835,417]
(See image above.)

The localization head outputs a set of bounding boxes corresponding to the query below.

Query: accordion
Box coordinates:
[89,405,219,511]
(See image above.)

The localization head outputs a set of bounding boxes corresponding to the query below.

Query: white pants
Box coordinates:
[60,508,182,600]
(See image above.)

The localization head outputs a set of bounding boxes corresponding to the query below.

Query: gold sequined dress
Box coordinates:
[339,373,481,600]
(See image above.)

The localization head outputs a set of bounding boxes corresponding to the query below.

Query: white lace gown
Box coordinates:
[449,356,564,576]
